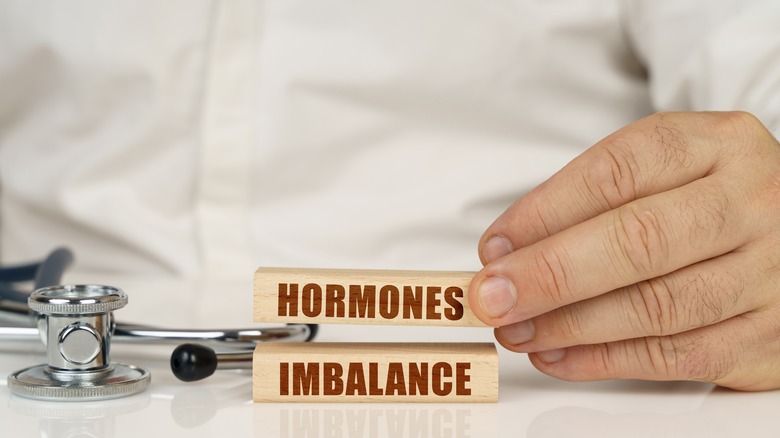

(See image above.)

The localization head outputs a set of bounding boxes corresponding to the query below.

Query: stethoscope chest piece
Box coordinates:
[7,285,150,401]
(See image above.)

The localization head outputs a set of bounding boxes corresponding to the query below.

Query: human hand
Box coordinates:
[468,112,780,391]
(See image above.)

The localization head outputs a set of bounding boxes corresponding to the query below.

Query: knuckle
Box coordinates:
[610,205,670,276]
[679,273,743,329]
[640,336,680,377]
[580,144,640,210]
[646,112,695,171]
[712,111,766,142]
[592,343,616,376]
[552,304,586,339]
[710,111,778,164]
[638,334,738,383]
[626,279,678,336]
[619,336,696,379]
[532,247,574,305]
[674,335,737,383]
[680,186,730,247]
[592,338,680,379]
[529,201,557,242]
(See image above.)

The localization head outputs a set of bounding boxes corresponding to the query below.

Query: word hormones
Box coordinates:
[277,283,464,321]
[255,267,486,326]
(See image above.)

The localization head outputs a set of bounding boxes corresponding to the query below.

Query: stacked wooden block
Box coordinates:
[253,267,498,403]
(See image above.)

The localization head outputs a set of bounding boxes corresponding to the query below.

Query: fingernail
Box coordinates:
[482,235,514,264]
[537,348,566,364]
[478,276,517,318]
[500,319,535,345]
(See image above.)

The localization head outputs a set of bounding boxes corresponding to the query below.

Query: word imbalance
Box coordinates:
[253,343,498,403]
[254,267,486,327]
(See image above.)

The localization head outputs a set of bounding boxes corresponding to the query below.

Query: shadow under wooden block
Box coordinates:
[254,267,487,327]
[253,343,498,403]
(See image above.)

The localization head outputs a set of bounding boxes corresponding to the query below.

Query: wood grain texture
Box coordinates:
[254,267,487,327]
[253,343,498,403]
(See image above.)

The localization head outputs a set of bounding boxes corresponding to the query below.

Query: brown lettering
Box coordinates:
[348,285,376,318]
[323,362,344,395]
[426,287,442,320]
[385,362,407,395]
[292,362,319,395]
[432,362,452,396]
[278,360,473,398]
[325,284,346,317]
[368,363,383,395]
[378,285,400,319]
[346,363,367,396]
[408,362,428,395]
[402,286,423,319]
[280,362,289,395]
[455,362,471,395]
[443,287,465,321]
[278,282,469,322]
[301,284,323,317]
[278,283,298,317]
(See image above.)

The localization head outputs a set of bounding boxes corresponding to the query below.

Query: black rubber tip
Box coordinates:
[306,324,319,342]
[170,343,218,382]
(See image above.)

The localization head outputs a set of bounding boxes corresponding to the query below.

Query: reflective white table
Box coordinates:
[2,275,779,437]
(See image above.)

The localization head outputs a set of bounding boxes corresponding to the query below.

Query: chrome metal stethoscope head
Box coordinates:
[8,284,151,401]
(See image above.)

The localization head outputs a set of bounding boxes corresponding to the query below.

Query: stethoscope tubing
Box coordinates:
[0,322,315,346]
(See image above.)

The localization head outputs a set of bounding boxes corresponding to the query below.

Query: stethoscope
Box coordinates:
[0,248,317,401]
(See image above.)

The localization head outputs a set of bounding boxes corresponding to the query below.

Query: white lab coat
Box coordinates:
[1,0,778,281]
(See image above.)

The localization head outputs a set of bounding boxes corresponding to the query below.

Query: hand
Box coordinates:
[468,111,780,391]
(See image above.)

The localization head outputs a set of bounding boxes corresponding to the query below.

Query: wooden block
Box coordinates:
[254,267,487,327]
[253,342,498,403]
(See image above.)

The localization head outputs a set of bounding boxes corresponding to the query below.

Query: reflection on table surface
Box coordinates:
[4,335,780,438]
[2,275,780,437]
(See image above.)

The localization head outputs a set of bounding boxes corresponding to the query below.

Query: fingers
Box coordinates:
[469,174,755,327]
[526,307,780,391]
[494,248,766,352]
[516,236,780,391]
[478,112,752,265]
[480,111,780,390]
